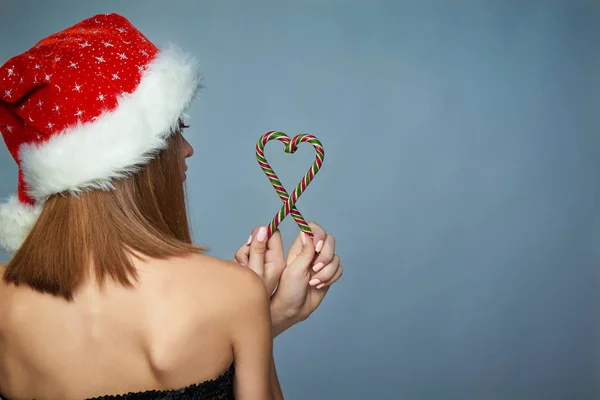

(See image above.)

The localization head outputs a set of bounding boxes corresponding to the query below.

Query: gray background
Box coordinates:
[1,1,599,399]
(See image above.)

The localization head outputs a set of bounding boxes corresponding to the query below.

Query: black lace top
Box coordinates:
[0,363,235,400]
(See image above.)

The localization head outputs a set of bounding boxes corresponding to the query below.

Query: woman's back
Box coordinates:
[0,253,266,399]
[0,12,278,400]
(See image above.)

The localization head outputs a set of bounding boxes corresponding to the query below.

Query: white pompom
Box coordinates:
[0,195,42,253]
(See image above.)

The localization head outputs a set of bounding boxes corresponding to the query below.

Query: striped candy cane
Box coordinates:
[256,131,325,239]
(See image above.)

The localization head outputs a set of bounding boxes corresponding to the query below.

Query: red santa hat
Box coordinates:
[0,13,201,252]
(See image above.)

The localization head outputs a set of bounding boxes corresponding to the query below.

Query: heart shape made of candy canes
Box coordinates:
[256,131,325,240]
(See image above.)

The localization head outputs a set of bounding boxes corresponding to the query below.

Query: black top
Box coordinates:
[1,363,235,400]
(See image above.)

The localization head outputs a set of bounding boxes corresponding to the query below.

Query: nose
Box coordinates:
[183,138,194,158]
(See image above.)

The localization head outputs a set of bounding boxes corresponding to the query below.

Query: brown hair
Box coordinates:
[3,129,204,300]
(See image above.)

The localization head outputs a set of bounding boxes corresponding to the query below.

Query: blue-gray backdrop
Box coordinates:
[1,1,599,399]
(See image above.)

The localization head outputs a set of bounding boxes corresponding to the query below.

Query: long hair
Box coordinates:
[3,129,204,300]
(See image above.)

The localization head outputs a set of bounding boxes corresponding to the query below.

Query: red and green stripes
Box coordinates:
[256,131,325,239]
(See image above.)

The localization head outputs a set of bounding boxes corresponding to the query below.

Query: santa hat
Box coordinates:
[0,13,201,252]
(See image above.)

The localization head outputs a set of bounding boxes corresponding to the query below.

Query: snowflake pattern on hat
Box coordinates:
[0,13,202,252]
[1,14,158,154]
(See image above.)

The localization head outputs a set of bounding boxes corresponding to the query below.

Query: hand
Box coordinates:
[271,222,343,336]
[234,226,286,296]
[234,222,343,337]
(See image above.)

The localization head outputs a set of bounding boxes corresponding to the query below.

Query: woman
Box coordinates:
[0,13,342,399]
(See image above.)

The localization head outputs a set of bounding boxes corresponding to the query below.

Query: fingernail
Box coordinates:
[316,283,326,289]
[256,227,267,242]
[315,240,324,253]
[309,278,321,286]
[240,262,246,267]
[312,262,324,273]
[300,231,307,245]
[246,234,252,245]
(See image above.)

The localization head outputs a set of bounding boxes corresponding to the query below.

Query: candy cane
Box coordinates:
[256,131,324,239]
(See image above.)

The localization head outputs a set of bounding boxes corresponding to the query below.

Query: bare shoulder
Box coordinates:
[137,254,270,384]
[181,257,273,397]
[181,254,269,332]
[149,253,269,322]
[165,253,265,295]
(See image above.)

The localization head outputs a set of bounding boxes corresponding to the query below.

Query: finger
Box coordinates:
[286,231,303,266]
[287,221,327,265]
[248,226,268,278]
[286,230,316,278]
[307,221,327,254]
[234,245,249,266]
[310,254,340,286]
[247,225,262,245]
[315,264,343,290]
[234,226,261,266]
[264,229,285,294]
[308,266,343,311]
[266,229,284,265]
[311,234,335,273]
